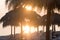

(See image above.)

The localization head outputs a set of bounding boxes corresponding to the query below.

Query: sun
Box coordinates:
[24,5,32,11]
[25,5,32,10]
[23,25,37,34]
[23,25,30,34]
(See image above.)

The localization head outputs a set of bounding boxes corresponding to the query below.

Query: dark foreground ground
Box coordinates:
[0,31,60,40]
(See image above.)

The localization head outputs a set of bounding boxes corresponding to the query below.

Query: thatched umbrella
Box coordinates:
[22,11,42,40]
[24,10,42,28]
[0,7,25,40]
[42,12,60,30]
[41,12,60,39]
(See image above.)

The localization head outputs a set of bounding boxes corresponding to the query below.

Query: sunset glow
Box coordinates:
[0,0,60,36]
[23,25,30,34]
[30,27,37,33]
[23,25,37,34]
[25,5,32,11]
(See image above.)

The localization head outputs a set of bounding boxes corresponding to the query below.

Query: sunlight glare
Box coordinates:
[23,25,37,34]
[30,27,35,33]
[25,5,32,11]
[23,25,30,34]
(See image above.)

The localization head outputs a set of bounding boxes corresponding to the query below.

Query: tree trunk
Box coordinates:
[14,26,15,40]
[52,25,55,32]
[52,25,54,39]
[52,25,54,32]
[11,26,12,36]
[43,26,44,32]
[46,8,51,40]
[52,25,55,39]
[53,25,55,32]
[37,26,39,40]
[21,22,23,40]
[10,26,12,40]
[37,26,39,32]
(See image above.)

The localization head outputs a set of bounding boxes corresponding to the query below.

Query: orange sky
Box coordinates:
[0,0,60,36]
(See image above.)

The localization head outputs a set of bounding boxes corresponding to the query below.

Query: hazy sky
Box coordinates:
[0,0,9,36]
[0,0,60,36]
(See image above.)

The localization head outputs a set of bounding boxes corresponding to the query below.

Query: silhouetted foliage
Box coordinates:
[41,13,60,26]
[0,7,25,27]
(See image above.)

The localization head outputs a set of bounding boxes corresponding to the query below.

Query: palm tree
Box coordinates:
[42,12,60,39]
[5,0,60,40]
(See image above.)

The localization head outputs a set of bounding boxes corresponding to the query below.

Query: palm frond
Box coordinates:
[5,0,10,5]
[6,0,23,9]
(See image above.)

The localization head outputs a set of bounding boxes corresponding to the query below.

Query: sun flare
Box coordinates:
[23,25,30,34]
[25,5,32,11]
[23,25,37,34]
